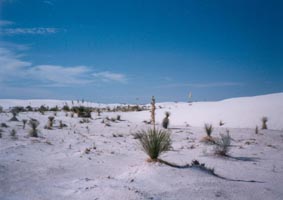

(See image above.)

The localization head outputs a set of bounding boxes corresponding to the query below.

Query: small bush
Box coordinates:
[73,106,92,118]
[25,106,33,112]
[1,123,9,128]
[29,119,40,137]
[162,111,170,129]
[213,131,231,156]
[137,128,172,161]
[9,110,19,121]
[62,105,70,112]
[50,106,59,112]
[204,123,213,137]
[47,116,55,129]
[261,117,268,129]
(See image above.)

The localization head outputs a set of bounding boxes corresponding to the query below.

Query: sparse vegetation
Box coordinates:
[261,117,268,129]
[29,119,40,137]
[162,111,170,129]
[213,131,231,156]
[137,128,172,161]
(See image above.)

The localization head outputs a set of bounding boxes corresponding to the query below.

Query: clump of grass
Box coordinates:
[9,110,19,121]
[22,119,27,129]
[62,105,70,112]
[47,116,55,129]
[162,111,170,129]
[204,124,213,137]
[137,128,172,161]
[213,130,231,156]
[29,119,40,137]
[1,123,8,128]
[261,117,268,129]
[73,106,92,118]
[59,120,67,129]
[110,117,116,122]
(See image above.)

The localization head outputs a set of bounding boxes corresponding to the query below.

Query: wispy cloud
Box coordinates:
[28,65,92,87]
[157,82,244,89]
[92,71,127,83]
[0,20,14,26]
[0,46,127,87]
[43,0,54,6]
[0,47,32,83]
[0,27,59,35]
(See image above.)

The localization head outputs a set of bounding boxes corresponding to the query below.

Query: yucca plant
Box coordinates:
[9,110,19,121]
[213,131,231,156]
[204,123,213,137]
[162,112,170,129]
[47,116,55,129]
[137,128,172,161]
[29,119,40,137]
[151,96,156,129]
[261,117,268,129]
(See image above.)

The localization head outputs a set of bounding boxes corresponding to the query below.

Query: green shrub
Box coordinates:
[29,119,40,137]
[137,128,172,161]
[162,112,170,129]
[72,106,92,118]
[213,131,231,156]
[261,117,268,129]
[204,123,213,137]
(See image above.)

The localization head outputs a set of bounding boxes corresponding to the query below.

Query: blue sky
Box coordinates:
[0,0,282,103]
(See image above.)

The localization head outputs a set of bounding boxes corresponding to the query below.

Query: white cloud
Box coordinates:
[0,47,32,83]
[0,46,127,87]
[0,27,59,35]
[0,20,14,26]
[92,71,127,83]
[43,0,54,6]
[28,65,92,86]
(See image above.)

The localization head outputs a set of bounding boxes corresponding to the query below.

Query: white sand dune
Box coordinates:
[0,93,282,200]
